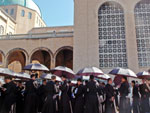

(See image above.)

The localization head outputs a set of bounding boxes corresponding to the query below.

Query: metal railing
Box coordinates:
[0,31,74,40]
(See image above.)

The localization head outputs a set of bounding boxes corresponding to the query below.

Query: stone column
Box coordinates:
[50,57,55,69]
[124,5,139,73]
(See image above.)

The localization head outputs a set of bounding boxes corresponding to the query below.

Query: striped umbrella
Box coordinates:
[23,63,49,71]
[97,74,110,80]
[137,71,150,79]
[0,68,15,77]
[40,73,62,82]
[109,68,137,78]
[51,66,75,79]
[77,67,104,76]
[14,72,31,80]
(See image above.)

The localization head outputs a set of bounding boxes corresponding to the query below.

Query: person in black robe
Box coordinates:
[0,83,5,112]
[42,76,57,113]
[67,81,75,110]
[59,75,72,113]
[74,78,85,113]
[119,76,130,113]
[0,77,17,113]
[16,81,24,113]
[105,78,115,113]
[37,79,47,113]
[55,81,61,113]
[24,74,38,113]
[84,75,99,113]
[131,80,140,113]
[139,79,150,113]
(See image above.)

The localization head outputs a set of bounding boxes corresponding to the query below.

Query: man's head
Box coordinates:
[4,76,12,83]
[61,75,67,81]
[121,76,127,83]
[131,80,135,87]
[31,74,36,80]
[107,78,112,85]
[77,78,82,85]
[90,75,94,81]
[51,75,56,82]
[42,79,47,85]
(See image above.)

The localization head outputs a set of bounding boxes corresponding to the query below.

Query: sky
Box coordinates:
[34,0,74,27]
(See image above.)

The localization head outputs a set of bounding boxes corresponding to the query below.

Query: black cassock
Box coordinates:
[16,86,24,113]
[139,83,150,113]
[119,81,130,113]
[0,87,4,111]
[60,80,72,113]
[0,81,17,113]
[74,84,85,113]
[37,84,46,112]
[24,80,38,113]
[132,85,140,113]
[84,80,99,113]
[105,84,115,113]
[42,81,57,113]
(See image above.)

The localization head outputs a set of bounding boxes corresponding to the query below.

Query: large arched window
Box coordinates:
[135,0,150,67]
[98,2,128,68]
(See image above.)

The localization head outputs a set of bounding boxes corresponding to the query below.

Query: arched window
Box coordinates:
[21,10,25,17]
[134,0,150,67]
[10,9,14,15]
[0,26,4,35]
[98,2,127,68]
[28,12,32,19]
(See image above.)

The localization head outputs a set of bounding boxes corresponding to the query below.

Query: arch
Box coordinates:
[30,47,53,68]
[0,50,5,66]
[6,48,28,72]
[134,0,150,67]
[55,46,73,69]
[95,0,126,15]
[98,1,128,68]
[98,1,124,12]
[54,46,73,57]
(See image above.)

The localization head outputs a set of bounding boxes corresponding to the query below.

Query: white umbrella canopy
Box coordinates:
[137,71,150,79]
[0,78,4,84]
[82,76,90,80]
[97,74,110,80]
[0,68,15,77]
[51,66,75,79]
[109,68,137,78]
[15,72,31,79]
[40,73,62,82]
[77,67,104,76]
[23,63,49,71]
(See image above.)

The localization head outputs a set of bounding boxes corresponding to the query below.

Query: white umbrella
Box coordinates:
[109,68,137,78]
[23,63,49,71]
[82,76,90,80]
[137,71,150,79]
[41,73,62,82]
[51,66,75,79]
[97,74,110,80]
[0,78,4,84]
[15,72,30,79]
[77,67,104,76]
[0,68,15,77]
[71,80,77,84]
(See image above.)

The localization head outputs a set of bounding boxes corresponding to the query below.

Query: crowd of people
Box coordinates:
[0,73,150,113]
